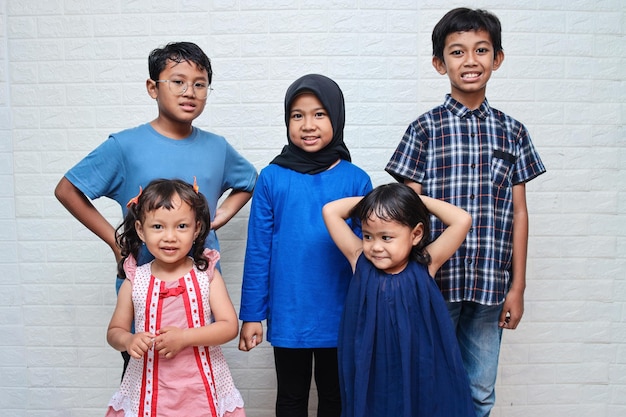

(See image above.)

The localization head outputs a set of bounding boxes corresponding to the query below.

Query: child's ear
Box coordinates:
[432,57,447,75]
[492,50,505,71]
[135,220,146,241]
[194,221,202,239]
[412,223,425,246]
[146,78,158,99]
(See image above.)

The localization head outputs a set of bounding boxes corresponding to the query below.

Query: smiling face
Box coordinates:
[135,194,200,277]
[361,215,424,275]
[432,29,504,109]
[147,59,209,138]
[288,92,334,153]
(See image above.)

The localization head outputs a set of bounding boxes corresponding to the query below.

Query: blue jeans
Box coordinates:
[446,301,503,417]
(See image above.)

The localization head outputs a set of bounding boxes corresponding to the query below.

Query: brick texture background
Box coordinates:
[1,0,624,416]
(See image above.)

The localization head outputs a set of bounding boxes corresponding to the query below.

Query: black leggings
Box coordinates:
[273,347,341,417]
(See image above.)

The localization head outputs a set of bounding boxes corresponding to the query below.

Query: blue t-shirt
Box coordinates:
[239,160,372,348]
[65,123,258,253]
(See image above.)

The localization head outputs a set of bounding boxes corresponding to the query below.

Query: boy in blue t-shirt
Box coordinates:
[55,41,257,373]
[386,8,545,417]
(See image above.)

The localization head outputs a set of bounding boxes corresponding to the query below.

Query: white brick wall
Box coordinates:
[1,0,624,416]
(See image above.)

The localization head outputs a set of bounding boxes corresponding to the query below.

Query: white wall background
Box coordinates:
[0,0,624,416]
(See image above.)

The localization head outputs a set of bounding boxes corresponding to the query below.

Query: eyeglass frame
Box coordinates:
[154,79,213,99]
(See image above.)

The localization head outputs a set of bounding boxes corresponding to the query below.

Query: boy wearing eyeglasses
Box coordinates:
[55,41,257,374]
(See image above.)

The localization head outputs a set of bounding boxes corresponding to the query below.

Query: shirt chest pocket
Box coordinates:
[491,149,516,188]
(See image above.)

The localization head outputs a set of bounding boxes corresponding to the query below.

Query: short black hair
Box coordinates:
[432,8,503,61]
[148,41,212,84]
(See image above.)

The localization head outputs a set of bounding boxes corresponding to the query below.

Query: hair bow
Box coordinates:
[126,186,143,208]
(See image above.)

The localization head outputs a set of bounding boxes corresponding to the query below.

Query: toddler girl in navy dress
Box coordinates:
[323,183,475,417]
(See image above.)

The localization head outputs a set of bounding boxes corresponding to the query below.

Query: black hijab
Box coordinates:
[270,74,351,174]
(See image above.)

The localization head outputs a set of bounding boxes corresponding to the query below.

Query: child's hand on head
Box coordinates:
[127,332,156,359]
[154,326,187,359]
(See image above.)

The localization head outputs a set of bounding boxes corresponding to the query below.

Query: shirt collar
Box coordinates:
[443,94,491,120]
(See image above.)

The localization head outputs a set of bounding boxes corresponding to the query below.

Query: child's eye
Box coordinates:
[450,50,463,56]
[363,234,372,241]
[476,48,489,54]
[170,80,185,86]
[315,111,327,118]
[291,113,303,121]
[382,235,392,241]
[152,224,163,230]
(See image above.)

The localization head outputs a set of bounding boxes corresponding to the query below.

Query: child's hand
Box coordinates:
[238,322,263,351]
[154,326,187,359]
[499,288,524,330]
[126,332,155,359]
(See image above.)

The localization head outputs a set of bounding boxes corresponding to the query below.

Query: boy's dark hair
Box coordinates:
[350,183,432,266]
[432,7,503,61]
[148,41,213,84]
[116,178,212,278]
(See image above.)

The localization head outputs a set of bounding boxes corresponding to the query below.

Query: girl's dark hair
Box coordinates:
[432,7,503,61]
[350,183,432,265]
[115,178,211,278]
[148,41,213,84]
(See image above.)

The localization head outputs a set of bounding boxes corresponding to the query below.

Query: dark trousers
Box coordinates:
[274,347,341,417]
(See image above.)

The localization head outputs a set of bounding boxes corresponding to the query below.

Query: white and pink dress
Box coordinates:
[106,250,245,417]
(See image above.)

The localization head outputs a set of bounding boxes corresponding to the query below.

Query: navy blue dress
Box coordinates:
[338,254,475,417]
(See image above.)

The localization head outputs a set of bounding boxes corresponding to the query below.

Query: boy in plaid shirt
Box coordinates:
[386,8,546,417]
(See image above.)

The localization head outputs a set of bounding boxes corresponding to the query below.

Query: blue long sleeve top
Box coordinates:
[239,160,372,348]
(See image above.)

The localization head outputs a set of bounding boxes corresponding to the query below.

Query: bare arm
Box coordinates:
[211,190,253,231]
[107,280,155,358]
[154,269,239,358]
[322,197,364,272]
[54,177,121,262]
[421,195,472,277]
[500,183,528,330]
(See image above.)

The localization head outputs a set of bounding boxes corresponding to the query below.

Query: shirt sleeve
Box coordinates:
[222,142,258,193]
[385,118,429,184]
[511,122,546,185]
[64,135,126,202]
[239,171,272,322]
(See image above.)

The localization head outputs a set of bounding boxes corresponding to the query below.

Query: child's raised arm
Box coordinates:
[421,196,472,277]
[322,197,364,272]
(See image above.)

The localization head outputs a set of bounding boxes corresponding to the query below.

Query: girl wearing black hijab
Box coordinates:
[238,74,372,417]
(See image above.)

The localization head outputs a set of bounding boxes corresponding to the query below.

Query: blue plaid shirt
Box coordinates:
[386,95,546,305]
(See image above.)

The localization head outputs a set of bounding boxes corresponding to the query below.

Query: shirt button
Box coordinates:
[470,194,475,200]
[471,163,476,169]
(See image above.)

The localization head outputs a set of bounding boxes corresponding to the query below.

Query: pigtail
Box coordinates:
[115,202,143,279]
[191,189,211,271]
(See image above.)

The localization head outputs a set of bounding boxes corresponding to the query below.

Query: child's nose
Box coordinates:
[302,116,315,130]
[465,52,478,65]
